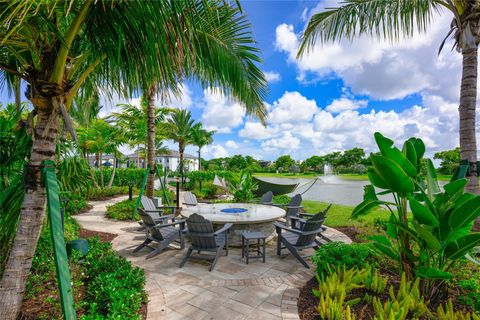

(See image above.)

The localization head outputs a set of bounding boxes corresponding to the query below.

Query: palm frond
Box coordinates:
[298,0,444,57]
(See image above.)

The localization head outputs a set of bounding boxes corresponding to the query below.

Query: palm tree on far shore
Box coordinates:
[167,109,195,187]
[191,123,215,171]
[298,0,480,193]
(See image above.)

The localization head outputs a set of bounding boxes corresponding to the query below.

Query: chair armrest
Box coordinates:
[298,212,314,218]
[197,200,212,204]
[274,222,304,235]
[156,205,177,209]
[154,214,175,222]
[286,205,303,210]
[154,219,186,229]
[214,223,233,235]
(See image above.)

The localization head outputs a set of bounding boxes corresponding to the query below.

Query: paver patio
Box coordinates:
[76,196,351,320]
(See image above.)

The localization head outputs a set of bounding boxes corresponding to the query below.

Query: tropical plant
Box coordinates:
[191,123,215,172]
[298,0,480,193]
[353,132,480,297]
[0,1,267,317]
[229,171,258,202]
[70,90,102,128]
[166,109,196,186]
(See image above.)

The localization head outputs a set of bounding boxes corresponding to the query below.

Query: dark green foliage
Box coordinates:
[458,274,480,312]
[57,156,91,192]
[61,191,89,215]
[275,155,295,172]
[106,198,137,221]
[434,148,460,175]
[93,168,146,188]
[312,242,379,276]
[81,238,146,319]
[272,194,291,205]
[80,186,130,200]
[230,171,258,202]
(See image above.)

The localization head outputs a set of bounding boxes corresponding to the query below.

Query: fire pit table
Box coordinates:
[181,203,286,246]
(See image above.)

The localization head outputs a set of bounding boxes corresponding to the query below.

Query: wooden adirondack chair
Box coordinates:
[133,208,185,259]
[138,196,177,229]
[291,203,332,230]
[274,194,303,226]
[180,213,232,271]
[274,211,325,268]
[250,191,274,205]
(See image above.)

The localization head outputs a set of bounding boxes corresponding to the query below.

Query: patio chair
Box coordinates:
[250,191,274,205]
[180,213,232,271]
[274,211,326,268]
[291,203,332,231]
[183,191,211,206]
[274,194,303,226]
[138,196,176,229]
[133,208,186,259]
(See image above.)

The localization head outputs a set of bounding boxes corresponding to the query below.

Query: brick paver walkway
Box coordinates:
[76,196,350,320]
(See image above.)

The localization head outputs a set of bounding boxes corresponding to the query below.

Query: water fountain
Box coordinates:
[323,163,333,183]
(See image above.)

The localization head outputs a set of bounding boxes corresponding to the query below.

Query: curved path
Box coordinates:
[76,196,351,320]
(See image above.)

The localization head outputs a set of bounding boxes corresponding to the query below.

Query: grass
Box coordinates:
[302,200,390,228]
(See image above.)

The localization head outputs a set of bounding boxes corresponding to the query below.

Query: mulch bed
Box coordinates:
[79,228,117,242]
[335,226,363,243]
[20,228,147,320]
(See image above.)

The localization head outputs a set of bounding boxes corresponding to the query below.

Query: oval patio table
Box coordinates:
[181,203,286,246]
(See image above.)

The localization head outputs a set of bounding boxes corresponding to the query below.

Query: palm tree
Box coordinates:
[298,0,480,193]
[191,123,215,171]
[70,91,102,129]
[167,109,196,186]
[0,2,267,317]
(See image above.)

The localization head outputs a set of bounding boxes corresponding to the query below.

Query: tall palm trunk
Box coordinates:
[107,157,116,188]
[179,143,185,188]
[146,86,156,198]
[14,79,21,112]
[99,152,104,188]
[198,147,202,171]
[459,47,479,194]
[0,96,60,320]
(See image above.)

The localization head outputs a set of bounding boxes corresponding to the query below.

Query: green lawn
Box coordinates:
[302,200,390,227]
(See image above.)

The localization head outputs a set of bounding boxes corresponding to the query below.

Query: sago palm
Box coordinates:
[191,123,215,171]
[0,2,267,317]
[167,109,196,186]
[298,0,480,193]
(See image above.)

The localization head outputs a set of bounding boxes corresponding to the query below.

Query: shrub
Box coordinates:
[61,191,89,215]
[106,198,137,221]
[312,242,379,276]
[81,238,146,319]
[80,186,129,200]
[272,194,290,205]
[458,275,480,312]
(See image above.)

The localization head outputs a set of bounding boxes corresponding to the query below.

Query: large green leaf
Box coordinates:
[402,140,417,170]
[409,197,438,226]
[425,159,440,201]
[371,155,415,194]
[386,214,398,238]
[367,167,389,189]
[448,196,480,230]
[416,267,453,279]
[412,220,440,251]
[352,199,383,218]
[372,241,399,261]
[407,137,425,162]
[374,132,417,177]
[444,179,468,196]
[363,184,378,201]
[445,233,480,259]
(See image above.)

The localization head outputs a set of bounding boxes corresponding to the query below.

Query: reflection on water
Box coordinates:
[260,176,446,206]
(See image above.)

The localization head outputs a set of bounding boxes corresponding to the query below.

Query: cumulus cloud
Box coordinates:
[264,71,282,83]
[326,97,368,113]
[261,132,300,151]
[269,91,319,124]
[274,13,461,101]
[203,145,229,158]
[225,140,239,149]
[200,88,245,133]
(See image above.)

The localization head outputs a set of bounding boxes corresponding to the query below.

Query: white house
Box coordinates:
[126,150,199,172]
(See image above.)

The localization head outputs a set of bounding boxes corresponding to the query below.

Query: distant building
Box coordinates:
[87,153,122,168]
[126,150,199,172]
[258,160,273,168]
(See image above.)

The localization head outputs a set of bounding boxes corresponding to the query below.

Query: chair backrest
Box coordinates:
[286,194,302,218]
[137,208,164,240]
[184,191,198,206]
[186,213,217,249]
[260,191,273,204]
[295,215,324,247]
[141,196,156,211]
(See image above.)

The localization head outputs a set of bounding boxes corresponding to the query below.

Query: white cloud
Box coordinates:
[203,145,229,158]
[166,83,192,109]
[268,91,318,124]
[261,132,300,151]
[326,97,368,113]
[225,140,239,149]
[275,13,462,101]
[200,88,245,133]
[264,71,282,83]
[239,121,278,140]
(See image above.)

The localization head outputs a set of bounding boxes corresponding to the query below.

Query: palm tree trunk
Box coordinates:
[179,143,185,188]
[146,86,156,198]
[14,78,21,112]
[107,157,116,188]
[0,97,59,320]
[198,147,201,171]
[459,47,479,194]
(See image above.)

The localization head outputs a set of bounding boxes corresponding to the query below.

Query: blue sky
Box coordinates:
[0,1,466,160]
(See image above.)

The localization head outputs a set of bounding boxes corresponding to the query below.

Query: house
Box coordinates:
[126,150,199,172]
